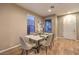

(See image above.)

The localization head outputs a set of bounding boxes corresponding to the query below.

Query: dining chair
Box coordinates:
[40,34,53,54]
[50,34,55,48]
[30,32,38,35]
[19,36,37,55]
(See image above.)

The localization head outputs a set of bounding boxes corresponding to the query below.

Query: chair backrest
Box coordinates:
[44,32,49,35]
[19,36,26,47]
[46,34,53,45]
[25,37,30,43]
[30,32,37,35]
[50,34,54,45]
[19,36,29,49]
[50,34,54,41]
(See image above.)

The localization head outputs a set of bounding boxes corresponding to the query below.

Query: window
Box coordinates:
[45,19,52,32]
[27,16,35,34]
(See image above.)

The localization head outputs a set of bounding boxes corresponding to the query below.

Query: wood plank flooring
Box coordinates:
[1,37,79,55]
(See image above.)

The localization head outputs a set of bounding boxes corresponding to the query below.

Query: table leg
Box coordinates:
[37,41,40,53]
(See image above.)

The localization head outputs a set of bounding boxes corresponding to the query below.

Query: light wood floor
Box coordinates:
[1,37,79,55]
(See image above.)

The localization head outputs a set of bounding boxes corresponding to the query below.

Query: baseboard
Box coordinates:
[0,44,20,54]
[55,37,63,39]
[56,37,78,41]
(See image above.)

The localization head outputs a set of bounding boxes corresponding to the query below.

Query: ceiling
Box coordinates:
[16,3,79,17]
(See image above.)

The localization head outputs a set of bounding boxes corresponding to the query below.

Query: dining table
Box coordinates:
[25,34,48,53]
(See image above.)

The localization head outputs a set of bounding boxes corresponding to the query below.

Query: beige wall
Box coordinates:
[76,13,79,40]
[44,13,79,39]
[57,13,79,40]
[0,4,42,50]
[51,15,58,38]
[57,16,63,37]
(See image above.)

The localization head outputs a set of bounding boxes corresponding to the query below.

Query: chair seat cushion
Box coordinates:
[40,40,50,46]
[22,43,36,50]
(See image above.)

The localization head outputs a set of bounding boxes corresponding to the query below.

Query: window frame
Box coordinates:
[27,15,35,34]
[44,18,52,33]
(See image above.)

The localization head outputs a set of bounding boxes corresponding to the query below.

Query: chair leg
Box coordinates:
[34,49,37,54]
[46,46,47,55]
[21,49,24,55]
[50,41,54,49]
[26,50,28,55]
